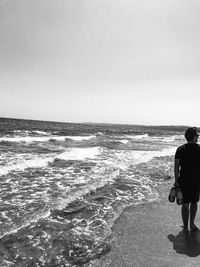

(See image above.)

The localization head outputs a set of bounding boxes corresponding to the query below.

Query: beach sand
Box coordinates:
[93,198,200,267]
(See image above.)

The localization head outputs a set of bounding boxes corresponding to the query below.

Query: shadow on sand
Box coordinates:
[168,229,200,257]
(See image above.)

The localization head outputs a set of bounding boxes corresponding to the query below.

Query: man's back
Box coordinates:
[175,143,200,185]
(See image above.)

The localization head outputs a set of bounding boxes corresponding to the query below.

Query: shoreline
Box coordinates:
[90,194,200,267]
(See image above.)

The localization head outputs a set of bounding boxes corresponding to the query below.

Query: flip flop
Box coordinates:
[168,186,177,202]
[176,188,183,205]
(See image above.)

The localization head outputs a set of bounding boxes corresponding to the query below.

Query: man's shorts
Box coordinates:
[181,188,200,204]
[178,177,200,204]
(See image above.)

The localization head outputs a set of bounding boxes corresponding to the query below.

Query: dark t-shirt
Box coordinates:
[175,143,200,188]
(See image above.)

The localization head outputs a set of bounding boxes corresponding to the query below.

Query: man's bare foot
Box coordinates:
[190,224,199,231]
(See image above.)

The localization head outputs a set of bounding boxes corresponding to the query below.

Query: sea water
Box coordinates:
[0,118,185,266]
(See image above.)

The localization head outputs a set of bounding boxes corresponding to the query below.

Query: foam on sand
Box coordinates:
[95,200,200,267]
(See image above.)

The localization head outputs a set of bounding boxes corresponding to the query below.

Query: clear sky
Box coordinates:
[0,0,200,126]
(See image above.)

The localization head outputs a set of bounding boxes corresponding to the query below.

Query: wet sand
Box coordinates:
[93,198,200,267]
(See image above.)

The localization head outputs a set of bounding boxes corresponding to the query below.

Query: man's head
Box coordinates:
[184,127,199,142]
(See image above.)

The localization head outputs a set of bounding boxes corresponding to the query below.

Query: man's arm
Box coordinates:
[174,158,180,187]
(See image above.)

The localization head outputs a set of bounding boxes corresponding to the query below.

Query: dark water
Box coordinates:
[0,118,185,266]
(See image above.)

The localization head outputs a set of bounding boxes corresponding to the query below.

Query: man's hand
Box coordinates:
[174,180,179,188]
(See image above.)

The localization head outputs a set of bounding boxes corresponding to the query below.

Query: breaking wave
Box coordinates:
[0,135,96,143]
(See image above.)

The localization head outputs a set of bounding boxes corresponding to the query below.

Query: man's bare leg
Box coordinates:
[190,202,198,230]
[181,203,189,230]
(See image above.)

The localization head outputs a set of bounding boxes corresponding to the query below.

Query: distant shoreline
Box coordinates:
[0,117,190,129]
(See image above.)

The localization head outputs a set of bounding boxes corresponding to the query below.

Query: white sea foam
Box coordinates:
[120,140,129,144]
[126,134,183,143]
[104,147,176,170]
[0,208,51,239]
[126,133,149,139]
[0,155,55,176]
[162,136,176,142]
[57,147,101,161]
[14,130,30,134]
[0,147,102,176]
[0,136,66,143]
[138,134,184,143]
[0,135,95,143]
[53,168,120,210]
[33,131,51,135]
[162,135,183,142]
[65,135,96,141]
[131,147,176,165]
[14,130,50,135]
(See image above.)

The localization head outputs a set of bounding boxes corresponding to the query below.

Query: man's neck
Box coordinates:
[187,141,196,144]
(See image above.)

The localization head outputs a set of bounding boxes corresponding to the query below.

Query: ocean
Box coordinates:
[0,118,186,266]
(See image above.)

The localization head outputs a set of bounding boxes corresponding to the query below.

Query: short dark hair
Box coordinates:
[184,127,199,142]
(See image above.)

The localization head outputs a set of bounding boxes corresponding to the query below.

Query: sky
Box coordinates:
[0,0,200,126]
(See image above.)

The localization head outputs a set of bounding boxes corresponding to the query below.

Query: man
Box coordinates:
[174,127,200,231]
